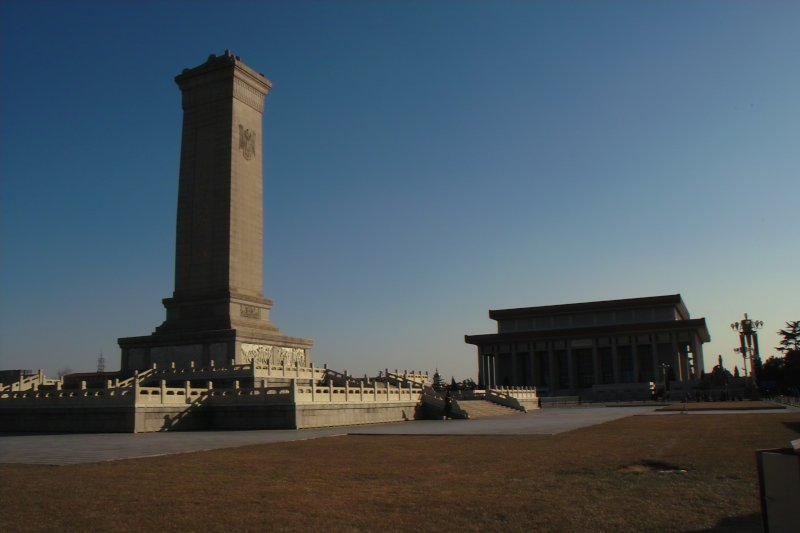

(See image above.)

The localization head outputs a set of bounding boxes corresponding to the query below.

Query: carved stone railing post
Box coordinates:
[328,379,334,402]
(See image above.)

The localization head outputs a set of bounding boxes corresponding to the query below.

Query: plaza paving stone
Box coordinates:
[2,404,796,465]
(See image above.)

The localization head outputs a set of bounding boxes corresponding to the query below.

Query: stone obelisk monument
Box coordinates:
[119,51,312,372]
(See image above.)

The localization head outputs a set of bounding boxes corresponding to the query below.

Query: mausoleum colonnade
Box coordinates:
[476,330,705,391]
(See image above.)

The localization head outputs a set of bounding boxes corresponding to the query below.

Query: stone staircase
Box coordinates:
[455,400,522,419]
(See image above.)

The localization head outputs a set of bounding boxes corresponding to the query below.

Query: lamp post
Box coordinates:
[731,313,763,388]
[733,346,750,378]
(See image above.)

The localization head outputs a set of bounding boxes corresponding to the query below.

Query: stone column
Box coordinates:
[632,343,640,382]
[567,346,576,390]
[491,351,497,389]
[548,344,557,391]
[511,344,519,386]
[671,337,682,381]
[611,337,620,384]
[592,340,601,386]
[478,351,485,388]
[651,339,659,384]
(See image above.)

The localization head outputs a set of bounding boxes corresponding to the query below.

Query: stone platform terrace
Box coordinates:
[0,406,650,464]
[4,403,796,465]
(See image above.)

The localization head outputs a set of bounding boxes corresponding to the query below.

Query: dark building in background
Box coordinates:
[465,294,709,398]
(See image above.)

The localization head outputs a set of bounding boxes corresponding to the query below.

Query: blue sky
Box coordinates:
[1,1,797,379]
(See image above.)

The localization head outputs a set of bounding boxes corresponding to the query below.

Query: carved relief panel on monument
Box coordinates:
[241,343,308,367]
[238,124,256,160]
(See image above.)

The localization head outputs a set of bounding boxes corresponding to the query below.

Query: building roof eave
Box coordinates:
[465,318,711,346]
[488,294,685,320]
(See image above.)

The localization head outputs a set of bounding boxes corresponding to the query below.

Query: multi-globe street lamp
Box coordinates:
[731,313,763,387]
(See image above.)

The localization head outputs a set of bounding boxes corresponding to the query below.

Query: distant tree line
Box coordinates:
[755,320,800,396]
[431,369,477,392]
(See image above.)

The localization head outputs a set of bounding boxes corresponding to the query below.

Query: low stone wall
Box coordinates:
[134,405,210,432]
[0,406,136,433]
[591,382,654,402]
[135,402,417,432]
[539,396,581,407]
[296,402,419,429]
[209,404,296,430]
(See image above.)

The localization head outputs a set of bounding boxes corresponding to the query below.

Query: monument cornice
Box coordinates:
[175,50,271,91]
[164,290,274,308]
[176,51,271,112]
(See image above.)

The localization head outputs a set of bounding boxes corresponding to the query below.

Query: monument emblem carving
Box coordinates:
[240,304,260,319]
[241,343,307,366]
[238,124,256,160]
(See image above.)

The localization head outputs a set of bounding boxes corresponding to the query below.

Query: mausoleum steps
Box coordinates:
[455,400,521,419]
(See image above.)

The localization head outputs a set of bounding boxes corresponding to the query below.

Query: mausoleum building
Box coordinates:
[465,295,709,398]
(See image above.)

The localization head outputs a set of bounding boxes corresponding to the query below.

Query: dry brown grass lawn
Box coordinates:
[2,412,798,532]
[657,401,786,412]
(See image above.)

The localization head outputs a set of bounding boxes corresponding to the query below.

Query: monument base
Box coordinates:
[119,290,313,374]
[119,329,312,375]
